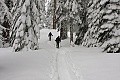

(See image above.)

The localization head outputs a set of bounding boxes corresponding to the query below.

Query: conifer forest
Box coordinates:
[0,0,120,53]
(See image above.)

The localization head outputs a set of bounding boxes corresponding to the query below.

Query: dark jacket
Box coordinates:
[55,36,61,43]
[48,32,53,37]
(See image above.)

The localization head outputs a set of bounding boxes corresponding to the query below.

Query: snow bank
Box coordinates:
[66,46,120,80]
[0,45,55,80]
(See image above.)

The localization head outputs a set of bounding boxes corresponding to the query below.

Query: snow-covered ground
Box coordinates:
[65,46,120,80]
[0,29,120,80]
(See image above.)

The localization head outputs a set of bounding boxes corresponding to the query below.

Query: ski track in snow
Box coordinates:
[39,29,84,80]
[57,49,72,80]
[48,41,84,80]
[64,48,84,80]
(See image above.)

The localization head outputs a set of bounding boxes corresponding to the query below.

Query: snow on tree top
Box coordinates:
[111,16,120,23]
[103,13,118,20]
[106,4,120,10]
[25,0,30,6]
[72,0,78,13]
[32,2,39,16]
[64,0,69,8]
[110,0,120,3]
[21,3,26,13]
[26,15,31,27]
[114,29,120,36]
[21,14,26,24]
[100,0,109,5]
[101,23,114,29]
[0,24,6,30]
[105,10,112,14]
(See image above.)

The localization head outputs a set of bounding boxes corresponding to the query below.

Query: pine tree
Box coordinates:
[74,0,89,45]
[37,0,46,29]
[56,0,82,40]
[10,0,43,52]
[56,0,68,40]
[101,0,120,53]
[4,0,13,11]
[82,0,120,53]
[0,0,12,48]
[45,0,54,28]
[82,0,101,47]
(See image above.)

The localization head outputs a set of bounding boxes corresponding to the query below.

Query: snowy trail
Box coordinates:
[50,48,73,80]
[39,29,82,80]
[49,47,83,80]
[57,49,72,80]
[0,42,57,80]
[1,29,120,80]
[47,41,73,80]
[46,41,82,80]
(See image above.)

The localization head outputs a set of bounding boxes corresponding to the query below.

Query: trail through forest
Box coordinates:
[0,29,120,80]
[39,29,82,80]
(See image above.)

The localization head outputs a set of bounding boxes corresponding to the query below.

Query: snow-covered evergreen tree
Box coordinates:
[37,0,46,29]
[74,0,89,45]
[101,0,120,53]
[56,0,82,40]
[0,0,12,48]
[4,0,13,11]
[10,0,43,52]
[81,0,101,47]
[56,0,68,39]
[82,0,120,53]
[45,0,54,28]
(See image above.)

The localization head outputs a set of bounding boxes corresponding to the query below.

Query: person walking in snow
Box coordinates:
[55,36,61,48]
[48,32,53,41]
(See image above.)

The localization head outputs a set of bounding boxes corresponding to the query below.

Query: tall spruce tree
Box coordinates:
[0,0,12,48]
[101,0,120,53]
[74,0,89,45]
[10,0,43,52]
[45,0,54,28]
[82,0,120,53]
[37,0,46,28]
[56,0,82,40]
[56,0,68,40]
[4,0,13,11]
[82,0,101,47]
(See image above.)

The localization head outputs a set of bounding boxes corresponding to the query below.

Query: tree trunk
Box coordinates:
[53,0,56,29]
[60,21,67,40]
[70,25,73,43]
